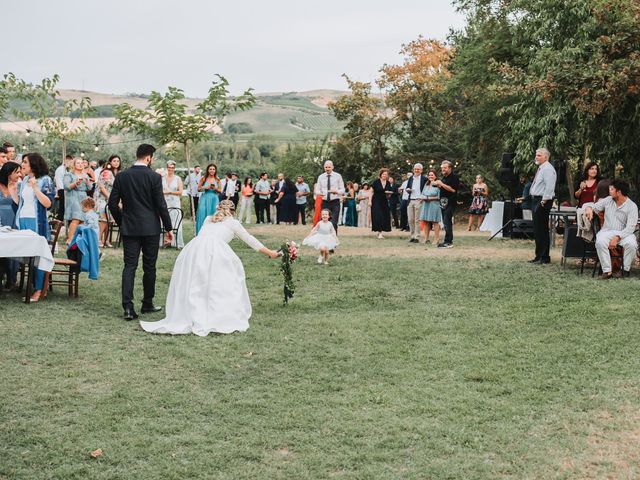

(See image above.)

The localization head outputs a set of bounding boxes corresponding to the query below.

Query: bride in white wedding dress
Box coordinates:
[140,200,280,336]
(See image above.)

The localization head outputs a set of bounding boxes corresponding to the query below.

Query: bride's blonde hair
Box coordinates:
[211,200,236,223]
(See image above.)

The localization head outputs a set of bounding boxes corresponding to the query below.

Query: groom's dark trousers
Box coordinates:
[109,164,172,311]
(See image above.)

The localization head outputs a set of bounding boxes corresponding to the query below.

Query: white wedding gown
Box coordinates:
[140,217,265,336]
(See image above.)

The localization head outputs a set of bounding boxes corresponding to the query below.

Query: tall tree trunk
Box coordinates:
[183,141,196,221]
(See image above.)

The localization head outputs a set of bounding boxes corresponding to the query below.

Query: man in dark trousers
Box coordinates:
[108,144,173,320]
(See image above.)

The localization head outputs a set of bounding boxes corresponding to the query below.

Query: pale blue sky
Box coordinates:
[5,0,465,96]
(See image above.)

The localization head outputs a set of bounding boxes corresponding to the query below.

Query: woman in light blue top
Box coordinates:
[420,169,442,245]
[15,153,55,302]
[64,157,92,242]
[195,163,221,235]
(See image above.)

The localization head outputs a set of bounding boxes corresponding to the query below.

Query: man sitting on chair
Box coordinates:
[585,178,638,279]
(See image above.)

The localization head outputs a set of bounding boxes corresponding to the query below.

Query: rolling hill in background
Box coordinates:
[0,89,348,139]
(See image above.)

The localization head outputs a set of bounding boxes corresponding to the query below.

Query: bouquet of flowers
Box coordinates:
[279,241,299,305]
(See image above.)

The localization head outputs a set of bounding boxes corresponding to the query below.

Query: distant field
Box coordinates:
[1,89,347,138]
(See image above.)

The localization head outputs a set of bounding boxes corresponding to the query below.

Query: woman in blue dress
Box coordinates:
[195,163,221,235]
[64,157,92,243]
[15,153,55,301]
[420,169,442,245]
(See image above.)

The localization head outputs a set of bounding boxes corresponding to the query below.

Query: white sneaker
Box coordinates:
[317,256,323,264]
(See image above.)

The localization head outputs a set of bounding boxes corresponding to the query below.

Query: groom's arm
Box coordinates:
[152,173,173,233]
[108,176,123,226]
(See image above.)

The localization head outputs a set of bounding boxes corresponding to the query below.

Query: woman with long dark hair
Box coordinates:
[195,163,221,235]
[64,157,92,242]
[0,162,21,289]
[370,168,393,239]
[15,153,55,301]
[238,177,254,224]
[274,177,298,224]
[575,161,601,207]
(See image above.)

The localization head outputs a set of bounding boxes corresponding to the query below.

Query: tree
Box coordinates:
[111,75,255,218]
[329,75,398,174]
[4,73,94,163]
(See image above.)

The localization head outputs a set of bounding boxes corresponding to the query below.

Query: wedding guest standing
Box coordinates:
[398,171,412,231]
[574,161,601,207]
[343,181,358,227]
[196,164,221,235]
[527,148,556,264]
[269,179,279,224]
[468,174,489,231]
[274,177,298,225]
[434,160,460,249]
[406,163,427,243]
[184,165,202,216]
[295,175,310,225]
[162,160,184,248]
[388,176,400,229]
[420,169,442,245]
[357,183,372,228]
[254,173,272,224]
[15,153,55,302]
[95,162,115,248]
[316,160,345,233]
[238,177,254,224]
[371,168,393,239]
[53,155,71,221]
[275,173,285,223]
[0,146,8,166]
[108,144,173,320]
[312,183,323,226]
[64,157,92,243]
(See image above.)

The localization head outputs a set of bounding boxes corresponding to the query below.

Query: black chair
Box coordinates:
[162,207,184,248]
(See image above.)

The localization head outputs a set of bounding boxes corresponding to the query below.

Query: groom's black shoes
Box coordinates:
[141,304,163,314]
[123,308,139,321]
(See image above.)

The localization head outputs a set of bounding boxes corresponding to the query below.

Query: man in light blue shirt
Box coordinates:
[295,176,310,225]
[528,148,557,264]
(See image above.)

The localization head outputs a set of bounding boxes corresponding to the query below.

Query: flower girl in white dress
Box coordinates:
[303,209,339,265]
[140,200,280,336]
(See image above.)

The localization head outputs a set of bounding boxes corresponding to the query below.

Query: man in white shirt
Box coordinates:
[528,148,557,264]
[54,155,72,221]
[586,178,638,279]
[183,165,202,214]
[398,172,412,231]
[405,163,427,243]
[295,175,310,225]
[316,160,345,233]
[254,172,272,224]
[221,172,236,200]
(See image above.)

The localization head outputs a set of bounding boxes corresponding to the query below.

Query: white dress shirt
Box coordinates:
[530,161,557,200]
[54,164,66,191]
[399,180,409,201]
[316,172,345,201]
[592,196,639,240]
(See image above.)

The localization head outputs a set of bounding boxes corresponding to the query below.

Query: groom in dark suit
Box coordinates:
[108,144,173,320]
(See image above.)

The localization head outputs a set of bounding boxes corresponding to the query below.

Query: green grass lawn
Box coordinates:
[1,226,639,479]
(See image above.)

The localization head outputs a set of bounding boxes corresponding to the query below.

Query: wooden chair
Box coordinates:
[42,219,80,299]
[105,207,121,248]
[589,214,626,277]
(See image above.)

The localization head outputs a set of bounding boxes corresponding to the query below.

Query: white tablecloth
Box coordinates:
[0,229,54,272]
[479,201,504,238]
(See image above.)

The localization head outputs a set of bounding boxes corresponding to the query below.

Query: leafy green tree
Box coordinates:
[111,75,255,218]
[4,73,94,163]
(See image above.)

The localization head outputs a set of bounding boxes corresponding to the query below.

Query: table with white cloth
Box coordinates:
[0,229,54,303]
[479,201,505,238]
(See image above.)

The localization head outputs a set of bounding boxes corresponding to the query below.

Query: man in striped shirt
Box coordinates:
[586,178,638,279]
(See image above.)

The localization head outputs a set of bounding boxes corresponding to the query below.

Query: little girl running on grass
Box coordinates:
[303,209,339,265]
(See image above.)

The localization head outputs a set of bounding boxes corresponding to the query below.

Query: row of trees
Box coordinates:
[329,0,640,200]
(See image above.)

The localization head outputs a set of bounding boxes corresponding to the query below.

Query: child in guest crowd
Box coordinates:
[303,209,339,265]
[81,197,100,237]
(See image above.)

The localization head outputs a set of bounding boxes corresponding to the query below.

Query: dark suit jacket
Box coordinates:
[108,165,172,237]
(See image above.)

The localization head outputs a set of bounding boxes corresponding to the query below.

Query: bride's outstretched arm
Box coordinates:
[230,219,279,258]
